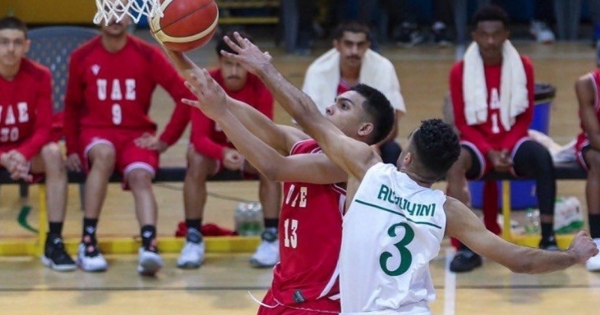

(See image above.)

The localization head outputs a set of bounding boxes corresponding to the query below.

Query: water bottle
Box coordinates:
[234,202,263,236]
[524,208,540,235]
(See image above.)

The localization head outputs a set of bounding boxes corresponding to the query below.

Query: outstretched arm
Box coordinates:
[161,48,303,154]
[221,32,377,181]
[182,69,347,184]
[445,198,598,273]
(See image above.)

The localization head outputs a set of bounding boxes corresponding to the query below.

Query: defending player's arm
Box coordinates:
[182,70,347,184]
[444,197,598,273]
[576,74,600,150]
[220,32,376,180]
[161,48,301,154]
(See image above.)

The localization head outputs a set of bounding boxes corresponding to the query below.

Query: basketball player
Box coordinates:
[573,68,600,272]
[0,16,75,272]
[158,46,392,314]
[137,32,282,269]
[63,15,191,275]
[216,33,599,314]
[446,5,559,272]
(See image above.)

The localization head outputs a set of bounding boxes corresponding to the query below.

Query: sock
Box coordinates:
[82,217,99,244]
[141,225,157,250]
[48,221,63,236]
[264,218,279,230]
[589,214,600,239]
[185,219,202,232]
[541,223,554,239]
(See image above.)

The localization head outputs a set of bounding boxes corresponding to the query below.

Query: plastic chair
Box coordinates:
[21,27,98,250]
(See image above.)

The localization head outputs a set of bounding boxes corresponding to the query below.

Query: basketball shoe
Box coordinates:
[177,228,205,269]
[77,241,108,272]
[449,247,482,272]
[250,227,279,268]
[138,240,163,276]
[41,233,76,272]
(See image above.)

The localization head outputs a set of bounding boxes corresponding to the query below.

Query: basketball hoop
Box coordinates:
[94,0,163,25]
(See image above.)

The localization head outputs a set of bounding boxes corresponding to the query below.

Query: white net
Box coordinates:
[94,0,163,25]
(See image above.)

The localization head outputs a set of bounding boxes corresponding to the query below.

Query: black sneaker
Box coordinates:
[539,235,560,251]
[449,248,482,272]
[41,234,76,272]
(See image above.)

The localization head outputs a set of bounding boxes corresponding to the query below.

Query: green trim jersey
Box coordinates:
[340,163,447,314]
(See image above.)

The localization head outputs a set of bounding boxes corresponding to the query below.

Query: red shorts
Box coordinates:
[79,128,159,183]
[460,137,529,179]
[257,289,340,315]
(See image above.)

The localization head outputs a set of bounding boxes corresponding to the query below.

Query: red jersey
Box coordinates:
[0,58,53,160]
[271,139,345,305]
[577,69,600,147]
[159,68,274,162]
[449,56,535,155]
[64,35,192,155]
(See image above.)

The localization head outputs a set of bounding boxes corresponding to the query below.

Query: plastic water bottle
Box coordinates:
[524,208,540,235]
[234,202,263,236]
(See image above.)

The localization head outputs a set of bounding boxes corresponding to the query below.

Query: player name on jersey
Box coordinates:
[377,184,437,217]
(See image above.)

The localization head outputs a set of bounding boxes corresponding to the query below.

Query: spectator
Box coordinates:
[302,21,406,165]
[446,5,559,272]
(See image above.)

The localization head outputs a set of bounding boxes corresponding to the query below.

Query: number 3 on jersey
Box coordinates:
[380,222,414,276]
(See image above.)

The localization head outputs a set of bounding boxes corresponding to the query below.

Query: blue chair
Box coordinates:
[22,26,99,206]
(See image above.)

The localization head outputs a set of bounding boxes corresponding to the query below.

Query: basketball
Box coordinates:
[150,0,219,52]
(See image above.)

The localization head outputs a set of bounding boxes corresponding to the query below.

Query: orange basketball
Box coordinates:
[150,0,219,52]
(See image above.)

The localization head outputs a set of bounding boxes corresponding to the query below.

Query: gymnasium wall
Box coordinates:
[0,0,96,25]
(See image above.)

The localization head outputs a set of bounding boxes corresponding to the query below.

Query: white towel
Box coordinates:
[301,48,406,114]
[463,40,528,131]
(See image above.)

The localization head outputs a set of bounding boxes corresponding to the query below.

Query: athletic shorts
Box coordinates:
[257,289,340,315]
[79,128,158,187]
[460,137,529,179]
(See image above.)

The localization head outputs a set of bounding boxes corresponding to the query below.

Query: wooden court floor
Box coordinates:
[0,31,599,314]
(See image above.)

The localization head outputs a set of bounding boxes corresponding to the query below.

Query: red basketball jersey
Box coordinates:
[0,58,53,160]
[576,69,600,146]
[271,139,345,305]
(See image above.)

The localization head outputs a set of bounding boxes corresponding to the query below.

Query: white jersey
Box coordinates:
[340,163,447,315]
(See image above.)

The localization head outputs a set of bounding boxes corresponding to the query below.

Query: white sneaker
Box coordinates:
[177,229,205,269]
[77,243,108,272]
[530,20,555,44]
[138,247,163,276]
[586,238,600,272]
[249,228,279,268]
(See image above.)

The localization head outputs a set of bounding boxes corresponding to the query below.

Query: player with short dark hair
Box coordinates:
[0,16,75,272]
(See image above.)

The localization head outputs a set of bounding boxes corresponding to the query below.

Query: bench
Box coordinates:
[478,161,586,248]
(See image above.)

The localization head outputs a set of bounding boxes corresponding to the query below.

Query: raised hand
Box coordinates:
[181,68,228,119]
[221,32,272,75]
[567,231,600,263]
